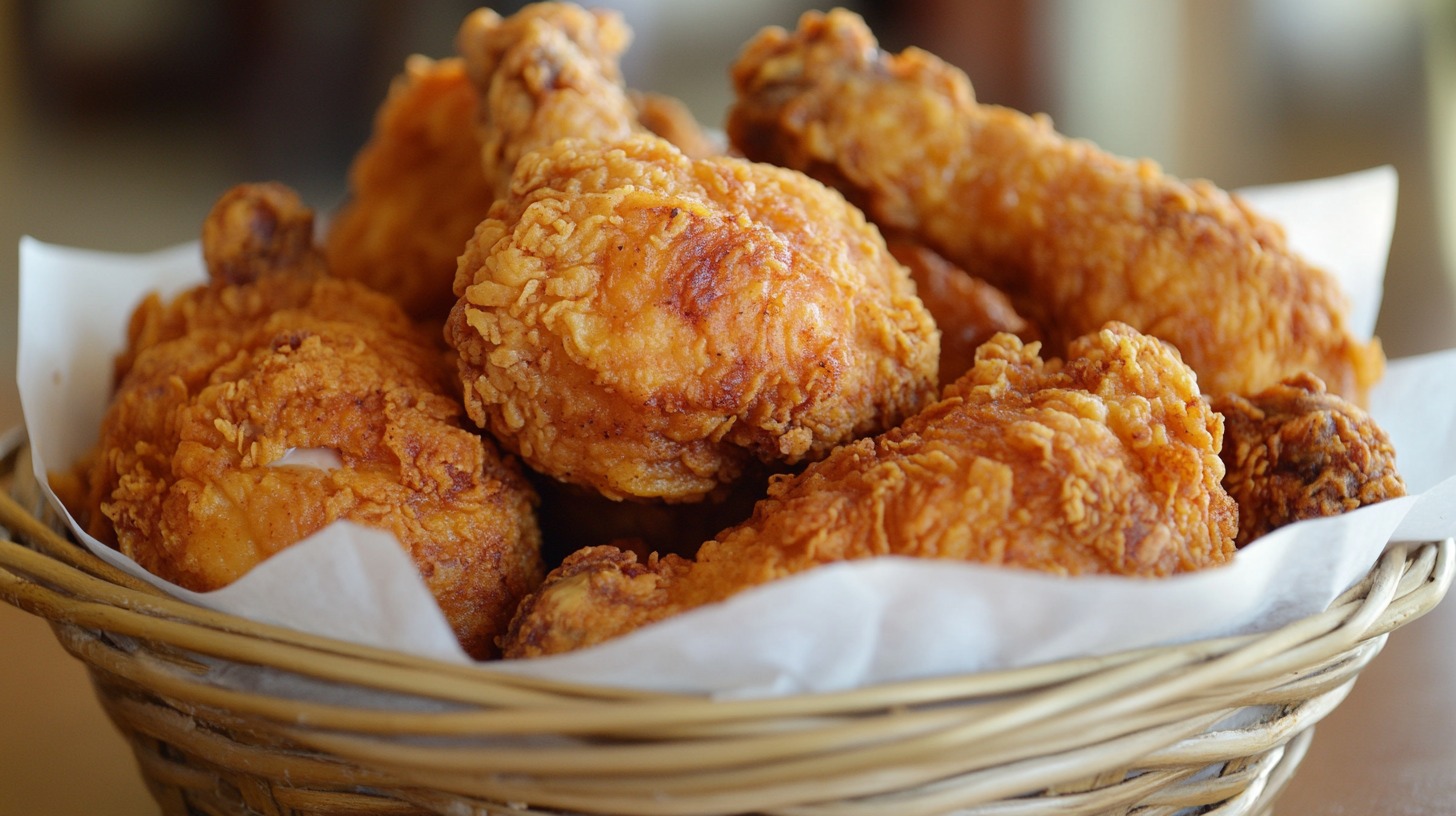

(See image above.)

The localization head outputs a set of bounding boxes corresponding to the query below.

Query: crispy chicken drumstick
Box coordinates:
[326,2,720,325]
[727,9,1384,402]
[446,6,940,504]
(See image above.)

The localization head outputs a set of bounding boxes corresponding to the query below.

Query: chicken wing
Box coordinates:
[504,322,1237,657]
[69,183,543,659]
[1211,373,1405,547]
[727,9,1384,403]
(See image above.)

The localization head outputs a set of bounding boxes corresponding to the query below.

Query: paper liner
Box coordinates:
[19,165,1456,698]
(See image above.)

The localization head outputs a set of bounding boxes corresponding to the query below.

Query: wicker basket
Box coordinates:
[1,439,1450,816]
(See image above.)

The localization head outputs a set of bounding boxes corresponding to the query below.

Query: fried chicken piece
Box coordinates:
[325,56,495,325]
[70,183,543,659]
[1211,373,1405,547]
[324,5,724,325]
[886,237,1033,387]
[447,4,936,504]
[446,133,940,503]
[504,323,1237,657]
[628,89,724,160]
[727,9,1384,403]
[456,2,639,200]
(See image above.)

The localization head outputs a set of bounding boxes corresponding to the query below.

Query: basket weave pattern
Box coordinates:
[2,447,1450,816]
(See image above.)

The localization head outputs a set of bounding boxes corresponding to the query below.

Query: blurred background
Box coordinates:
[1,1,1453,813]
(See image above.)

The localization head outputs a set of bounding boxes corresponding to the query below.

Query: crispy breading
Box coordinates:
[886,237,1033,387]
[444,5,938,504]
[447,134,939,503]
[70,183,543,659]
[456,2,639,201]
[727,9,1384,402]
[504,323,1238,657]
[1211,374,1405,546]
[325,56,495,324]
[325,4,730,326]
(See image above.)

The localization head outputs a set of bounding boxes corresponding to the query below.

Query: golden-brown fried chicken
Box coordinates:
[448,6,936,505]
[69,183,543,659]
[886,237,1033,387]
[1211,373,1405,547]
[503,323,1238,658]
[461,3,728,185]
[456,2,639,200]
[628,89,724,160]
[325,56,495,325]
[446,133,940,504]
[727,9,1384,403]
[324,5,726,327]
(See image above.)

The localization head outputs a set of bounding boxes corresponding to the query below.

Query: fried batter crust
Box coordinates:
[504,323,1238,657]
[447,134,940,503]
[326,56,495,324]
[886,237,1033,387]
[1212,373,1405,546]
[72,183,543,658]
[456,3,638,201]
[326,5,724,325]
[727,9,1384,402]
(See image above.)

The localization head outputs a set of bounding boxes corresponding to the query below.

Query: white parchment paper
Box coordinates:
[17,166,1456,699]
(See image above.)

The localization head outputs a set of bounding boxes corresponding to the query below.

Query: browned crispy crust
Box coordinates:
[504,323,1238,658]
[727,9,1384,403]
[68,183,543,659]
[446,133,939,504]
[886,237,1034,387]
[324,6,732,328]
[325,56,495,324]
[445,6,938,504]
[456,3,638,200]
[1211,374,1405,547]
